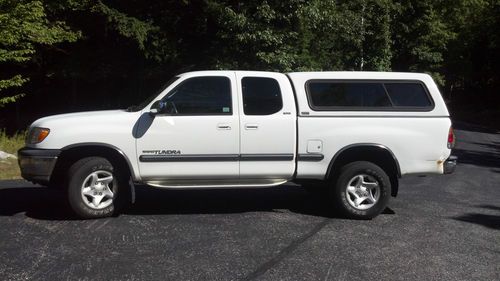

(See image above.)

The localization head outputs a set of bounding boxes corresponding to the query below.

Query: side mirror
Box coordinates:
[150,108,159,115]
[149,100,165,116]
[150,100,179,116]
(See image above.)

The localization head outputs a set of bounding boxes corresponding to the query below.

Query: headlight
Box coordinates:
[27,127,50,144]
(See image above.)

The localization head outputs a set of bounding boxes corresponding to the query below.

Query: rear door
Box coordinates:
[236,72,297,179]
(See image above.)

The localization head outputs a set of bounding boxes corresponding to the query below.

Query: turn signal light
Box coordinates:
[28,127,50,144]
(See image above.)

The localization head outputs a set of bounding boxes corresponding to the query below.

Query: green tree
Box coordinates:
[443,0,500,105]
[297,0,393,71]
[390,0,456,86]
[0,0,79,106]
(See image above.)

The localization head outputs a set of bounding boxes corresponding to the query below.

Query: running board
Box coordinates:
[145,179,289,189]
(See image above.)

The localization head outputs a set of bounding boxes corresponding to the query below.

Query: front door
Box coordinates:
[136,73,240,181]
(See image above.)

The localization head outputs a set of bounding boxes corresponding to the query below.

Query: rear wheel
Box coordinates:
[67,157,127,219]
[331,161,391,219]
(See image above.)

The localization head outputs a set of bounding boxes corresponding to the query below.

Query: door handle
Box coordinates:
[245,124,259,130]
[217,124,231,130]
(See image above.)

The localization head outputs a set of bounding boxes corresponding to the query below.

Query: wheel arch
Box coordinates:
[325,143,401,197]
[50,142,137,187]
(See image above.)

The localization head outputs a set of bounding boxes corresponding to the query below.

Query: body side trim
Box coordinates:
[297,154,324,161]
[139,153,295,162]
[140,154,239,162]
[239,154,294,161]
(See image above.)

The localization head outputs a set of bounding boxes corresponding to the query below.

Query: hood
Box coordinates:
[28,109,143,149]
[31,110,131,128]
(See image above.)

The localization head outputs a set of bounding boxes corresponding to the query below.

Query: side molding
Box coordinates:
[139,153,295,162]
[140,154,239,162]
[297,154,324,161]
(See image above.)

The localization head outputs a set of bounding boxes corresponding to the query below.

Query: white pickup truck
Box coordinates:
[18,71,456,219]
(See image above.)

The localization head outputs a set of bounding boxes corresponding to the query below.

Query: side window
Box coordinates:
[306,80,434,111]
[384,83,432,107]
[242,77,283,115]
[307,82,391,108]
[162,76,232,115]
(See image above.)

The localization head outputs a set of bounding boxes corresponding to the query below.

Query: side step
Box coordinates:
[145,178,289,189]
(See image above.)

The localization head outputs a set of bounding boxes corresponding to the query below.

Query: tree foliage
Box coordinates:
[0,0,499,125]
[0,0,79,106]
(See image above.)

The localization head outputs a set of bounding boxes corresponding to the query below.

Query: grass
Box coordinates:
[0,130,26,180]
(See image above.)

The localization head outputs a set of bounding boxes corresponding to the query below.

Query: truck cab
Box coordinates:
[136,71,297,187]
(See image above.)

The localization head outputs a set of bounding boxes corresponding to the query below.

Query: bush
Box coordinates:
[0,131,26,179]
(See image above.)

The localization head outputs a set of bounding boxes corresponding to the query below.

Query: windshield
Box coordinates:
[126,76,180,112]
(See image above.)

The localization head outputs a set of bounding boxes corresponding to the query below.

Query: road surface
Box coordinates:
[0,122,499,280]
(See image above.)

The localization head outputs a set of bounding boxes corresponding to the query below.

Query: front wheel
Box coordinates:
[331,161,391,219]
[67,157,127,219]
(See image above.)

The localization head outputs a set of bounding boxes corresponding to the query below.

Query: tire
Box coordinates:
[67,157,128,219]
[330,161,391,219]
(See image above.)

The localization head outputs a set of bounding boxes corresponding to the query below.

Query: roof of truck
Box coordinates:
[179,70,431,78]
[287,71,432,80]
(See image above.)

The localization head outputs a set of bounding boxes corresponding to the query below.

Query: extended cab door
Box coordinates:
[236,72,297,179]
[136,72,240,181]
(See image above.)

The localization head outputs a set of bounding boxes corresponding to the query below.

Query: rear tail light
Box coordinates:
[447,126,455,149]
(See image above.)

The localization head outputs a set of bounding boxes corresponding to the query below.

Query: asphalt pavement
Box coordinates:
[0,122,499,280]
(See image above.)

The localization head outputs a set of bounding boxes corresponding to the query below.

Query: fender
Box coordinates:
[61,142,138,180]
[60,142,137,203]
[326,143,402,180]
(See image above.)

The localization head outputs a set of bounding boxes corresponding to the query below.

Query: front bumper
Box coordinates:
[443,155,457,174]
[18,147,61,185]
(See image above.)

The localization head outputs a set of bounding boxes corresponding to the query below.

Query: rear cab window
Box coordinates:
[242,77,283,115]
[306,80,434,111]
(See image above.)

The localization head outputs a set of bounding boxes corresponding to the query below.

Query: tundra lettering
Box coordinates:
[142,150,182,155]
